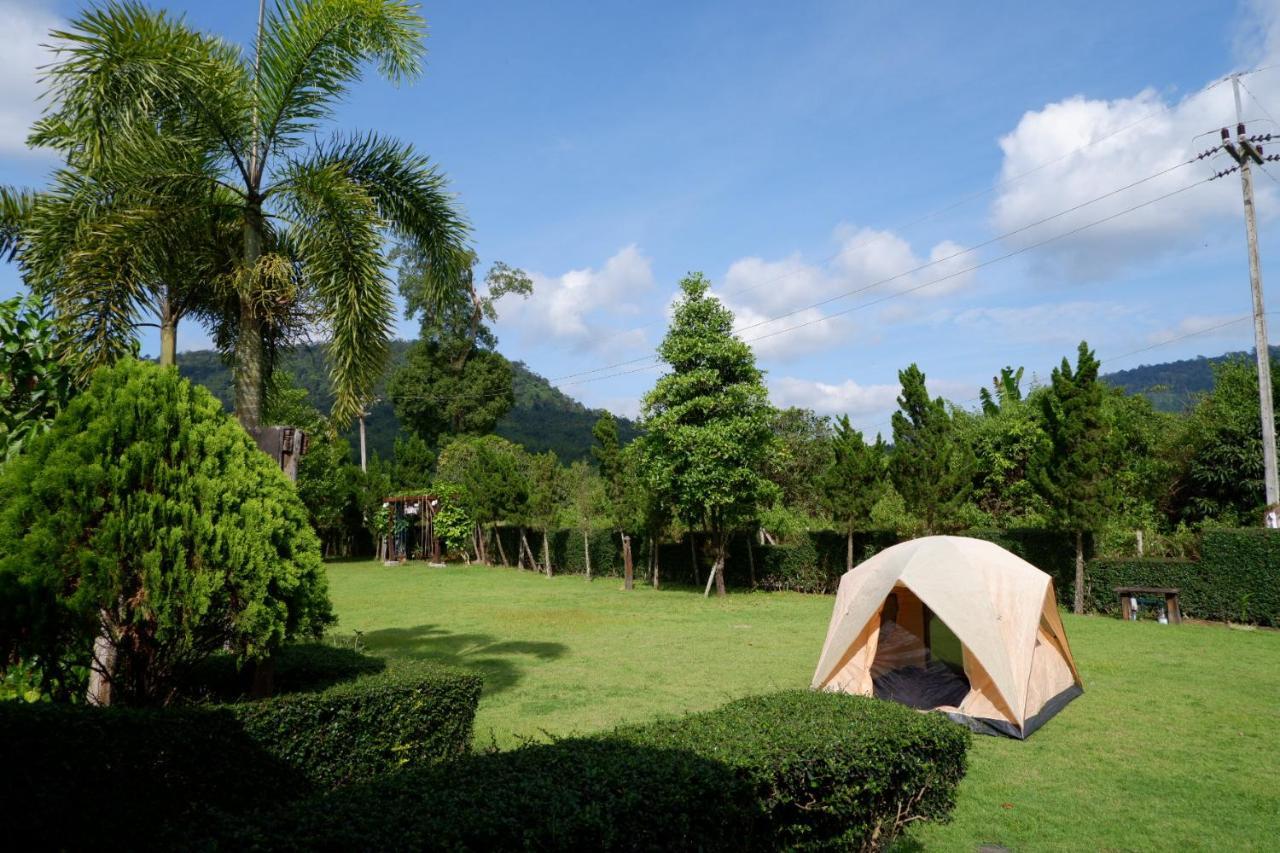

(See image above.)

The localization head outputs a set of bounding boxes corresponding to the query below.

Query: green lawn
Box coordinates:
[326,560,1280,851]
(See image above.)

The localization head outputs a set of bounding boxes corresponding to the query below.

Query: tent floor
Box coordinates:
[872,660,970,710]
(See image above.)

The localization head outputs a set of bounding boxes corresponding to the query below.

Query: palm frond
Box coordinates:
[255,0,424,163]
[31,1,253,181]
[0,186,38,262]
[275,158,393,425]
[272,131,470,304]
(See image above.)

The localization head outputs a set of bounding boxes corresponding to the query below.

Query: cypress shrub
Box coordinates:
[0,359,332,704]
[206,690,970,852]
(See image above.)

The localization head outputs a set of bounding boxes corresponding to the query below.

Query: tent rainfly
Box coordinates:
[811,536,1082,739]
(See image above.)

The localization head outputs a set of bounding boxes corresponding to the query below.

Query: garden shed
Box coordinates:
[812,536,1082,739]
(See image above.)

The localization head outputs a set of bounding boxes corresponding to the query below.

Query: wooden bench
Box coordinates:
[1114,586,1182,624]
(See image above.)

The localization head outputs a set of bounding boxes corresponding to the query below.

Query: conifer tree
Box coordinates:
[820,416,888,570]
[890,364,974,533]
[1032,341,1113,613]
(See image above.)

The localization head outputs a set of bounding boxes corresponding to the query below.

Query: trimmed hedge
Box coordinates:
[0,655,482,849]
[207,690,970,852]
[1087,528,1280,625]
[489,525,1086,595]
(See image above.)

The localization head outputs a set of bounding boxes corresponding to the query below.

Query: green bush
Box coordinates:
[0,358,332,704]
[1087,528,1280,625]
[0,657,482,849]
[211,691,970,852]
[233,659,482,787]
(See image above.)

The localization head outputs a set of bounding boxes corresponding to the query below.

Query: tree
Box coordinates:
[392,433,435,490]
[0,359,332,705]
[390,251,531,449]
[979,365,1025,415]
[640,273,780,597]
[1169,356,1280,525]
[525,451,566,577]
[890,363,974,534]
[567,461,607,580]
[29,0,470,429]
[390,345,515,447]
[436,434,528,565]
[1032,341,1114,614]
[766,407,835,521]
[820,416,888,570]
[0,296,83,461]
[592,413,638,587]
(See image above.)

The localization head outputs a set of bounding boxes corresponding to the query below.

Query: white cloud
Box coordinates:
[712,224,971,360]
[989,1,1280,278]
[0,1,59,158]
[769,376,899,418]
[948,300,1138,345]
[495,244,655,356]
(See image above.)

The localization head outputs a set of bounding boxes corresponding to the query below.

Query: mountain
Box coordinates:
[175,343,640,462]
[1101,345,1280,412]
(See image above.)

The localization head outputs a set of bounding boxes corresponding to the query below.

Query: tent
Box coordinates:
[811,536,1082,739]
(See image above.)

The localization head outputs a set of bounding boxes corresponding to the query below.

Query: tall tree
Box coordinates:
[29,0,469,429]
[525,451,566,577]
[890,363,974,534]
[389,251,531,448]
[640,273,780,597]
[766,407,835,521]
[566,460,606,580]
[1032,341,1113,614]
[592,413,637,588]
[820,416,888,571]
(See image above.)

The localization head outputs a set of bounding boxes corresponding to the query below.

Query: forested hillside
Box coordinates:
[175,344,639,462]
[1101,346,1280,412]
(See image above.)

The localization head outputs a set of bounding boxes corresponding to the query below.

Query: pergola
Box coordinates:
[380,494,442,563]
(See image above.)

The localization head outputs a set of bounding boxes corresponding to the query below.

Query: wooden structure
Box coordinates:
[381,494,442,563]
[1115,586,1182,624]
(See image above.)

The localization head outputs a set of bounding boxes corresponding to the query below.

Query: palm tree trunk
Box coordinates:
[236,208,266,431]
[159,293,178,367]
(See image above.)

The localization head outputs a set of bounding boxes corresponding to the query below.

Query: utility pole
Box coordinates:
[1223,73,1280,520]
[359,410,368,473]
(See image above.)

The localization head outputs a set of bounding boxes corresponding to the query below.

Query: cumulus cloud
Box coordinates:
[989,1,1280,277]
[494,244,655,356]
[712,224,972,359]
[0,1,59,158]
[769,376,900,418]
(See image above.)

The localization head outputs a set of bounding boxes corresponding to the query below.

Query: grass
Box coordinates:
[325,560,1280,851]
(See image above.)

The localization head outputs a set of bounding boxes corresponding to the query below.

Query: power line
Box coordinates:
[390,175,1213,408]
[552,154,1205,385]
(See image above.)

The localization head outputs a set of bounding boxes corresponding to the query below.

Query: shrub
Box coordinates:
[232,659,482,787]
[0,657,482,849]
[0,359,332,704]
[212,691,970,852]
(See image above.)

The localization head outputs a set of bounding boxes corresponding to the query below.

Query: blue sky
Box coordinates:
[3,0,1280,434]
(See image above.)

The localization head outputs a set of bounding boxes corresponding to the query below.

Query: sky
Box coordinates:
[3,0,1280,435]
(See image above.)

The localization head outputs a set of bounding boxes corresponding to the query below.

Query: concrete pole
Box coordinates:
[1233,75,1280,516]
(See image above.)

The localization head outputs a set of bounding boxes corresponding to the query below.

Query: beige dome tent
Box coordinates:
[811,536,1082,739]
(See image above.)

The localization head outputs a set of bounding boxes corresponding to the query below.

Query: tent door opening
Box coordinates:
[871,588,970,710]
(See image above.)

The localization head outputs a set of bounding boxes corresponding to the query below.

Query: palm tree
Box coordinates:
[28,0,469,427]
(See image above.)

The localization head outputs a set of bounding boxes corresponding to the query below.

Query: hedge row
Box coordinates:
[1087,528,1280,625]
[0,649,482,849]
[203,690,971,852]
[490,526,1087,595]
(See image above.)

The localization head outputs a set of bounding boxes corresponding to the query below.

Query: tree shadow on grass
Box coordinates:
[361,624,567,697]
